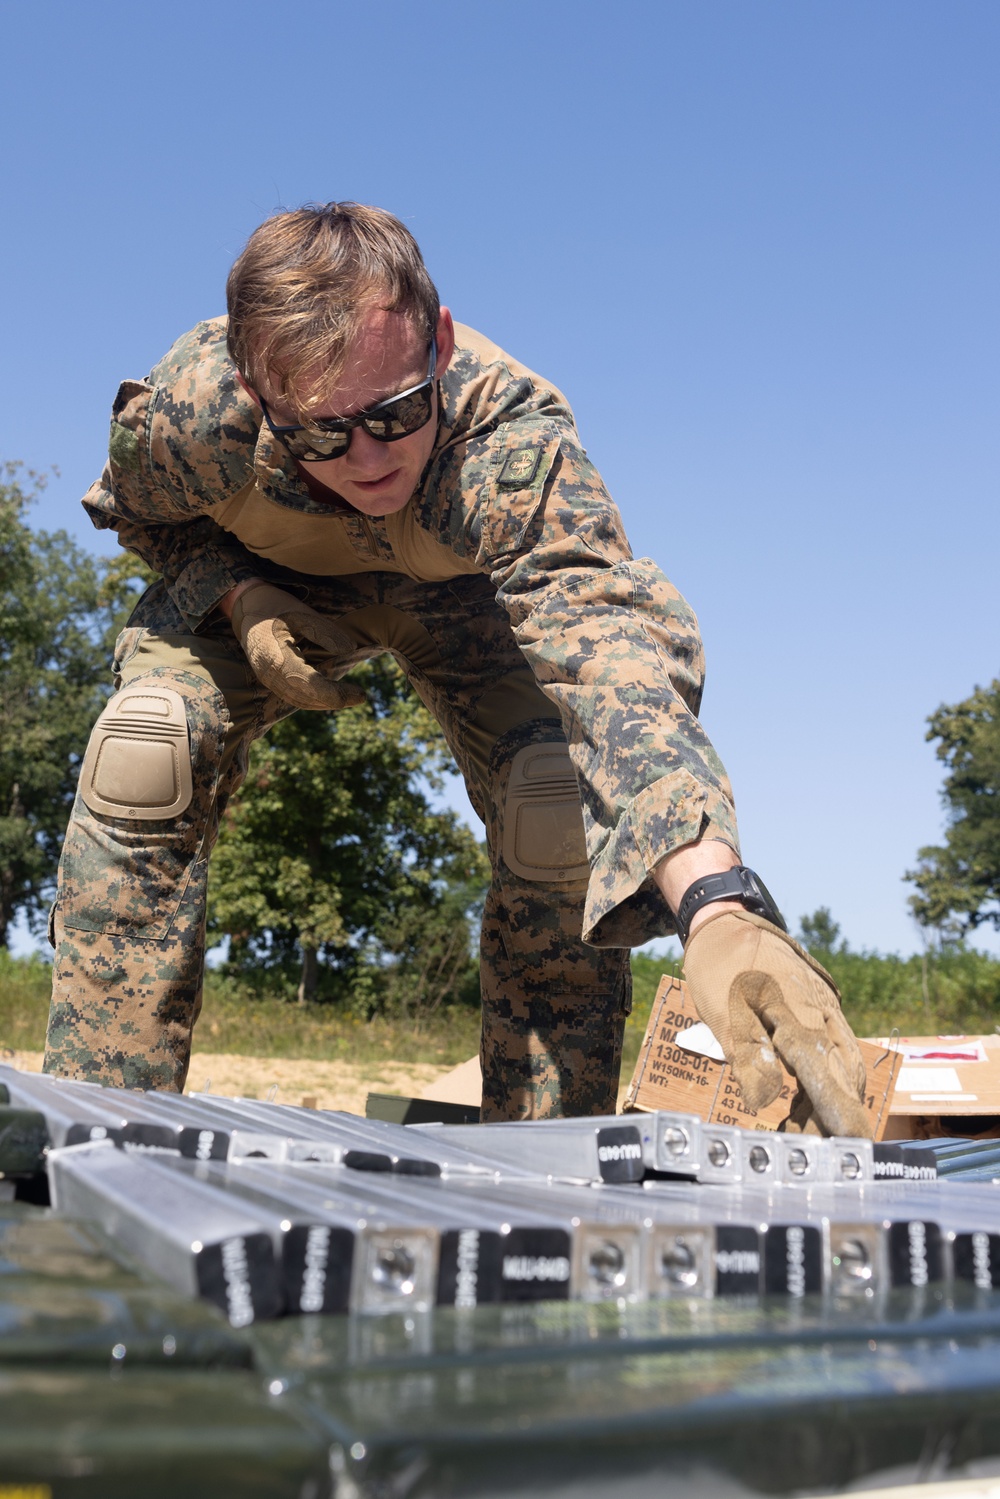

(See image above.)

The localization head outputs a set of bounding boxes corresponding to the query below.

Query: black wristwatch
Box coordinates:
[674,865,787,947]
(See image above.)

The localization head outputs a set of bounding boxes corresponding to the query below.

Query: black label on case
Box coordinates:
[952,1231,1000,1290]
[118,1122,177,1152]
[438,1228,503,1307]
[394,1157,442,1177]
[714,1226,761,1295]
[179,1126,230,1161]
[65,1122,122,1146]
[500,1228,572,1301]
[342,1149,393,1173]
[764,1224,823,1295]
[0,1107,49,1174]
[888,1220,944,1286]
[596,1126,645,1183]
[284,1223,355,1314]
[873,1144,903,1178]
[898,1148,938,1181]
[874,1144,938,1181]
[194,1232,281,1325]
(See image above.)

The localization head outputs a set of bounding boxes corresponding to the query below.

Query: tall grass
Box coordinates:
[0,953,481,1065]
[4,942,998,1072]
[196,972,480,1065]
[825,944,1000,1038]
[0,952,51,1052]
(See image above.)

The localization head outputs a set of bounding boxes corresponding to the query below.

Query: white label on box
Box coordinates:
[898,1042,987,1064]
[673,1022,726,1063]
[897,1066,963,1094]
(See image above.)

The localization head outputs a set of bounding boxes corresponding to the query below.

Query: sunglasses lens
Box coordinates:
[281,428,351,461]
[364,384,434,442]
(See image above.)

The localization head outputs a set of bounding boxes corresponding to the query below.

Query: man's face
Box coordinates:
[255,306,454,517]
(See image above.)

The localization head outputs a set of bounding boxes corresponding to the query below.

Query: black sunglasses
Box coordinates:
[258,340,437,463]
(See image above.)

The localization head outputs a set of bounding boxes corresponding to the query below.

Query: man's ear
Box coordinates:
[234,369,261,407]
[435,307,456,375]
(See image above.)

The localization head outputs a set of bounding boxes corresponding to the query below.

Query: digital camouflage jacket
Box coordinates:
[84,318,740,946]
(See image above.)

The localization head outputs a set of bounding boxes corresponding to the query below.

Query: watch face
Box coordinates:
[740,869,786,932]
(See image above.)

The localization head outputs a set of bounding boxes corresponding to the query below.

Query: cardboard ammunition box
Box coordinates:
[874,1033,1000,1140]
[624,975,901,1139]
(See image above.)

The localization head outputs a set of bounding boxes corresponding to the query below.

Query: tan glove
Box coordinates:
[230,583,366,712]
[683,909,871,1138]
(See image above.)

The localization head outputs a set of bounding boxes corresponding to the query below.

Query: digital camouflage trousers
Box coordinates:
[43,571,631,1120]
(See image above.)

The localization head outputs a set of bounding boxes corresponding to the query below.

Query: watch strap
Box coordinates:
[674,865,786,947]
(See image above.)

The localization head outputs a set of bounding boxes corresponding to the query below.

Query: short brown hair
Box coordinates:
[226,202,440,415]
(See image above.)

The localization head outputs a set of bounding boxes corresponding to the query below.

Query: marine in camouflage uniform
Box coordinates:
[43,317,739,1120]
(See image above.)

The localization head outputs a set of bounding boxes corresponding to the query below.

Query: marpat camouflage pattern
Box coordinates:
[45,320,738,1116]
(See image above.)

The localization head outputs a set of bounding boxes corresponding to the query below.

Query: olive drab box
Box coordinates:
[625,975,901,1139]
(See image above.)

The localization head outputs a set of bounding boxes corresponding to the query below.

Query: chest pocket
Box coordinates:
[480,424,561,562]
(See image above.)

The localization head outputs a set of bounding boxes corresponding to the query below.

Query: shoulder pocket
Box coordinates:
[481,423,561,561]
[108,380,154,476]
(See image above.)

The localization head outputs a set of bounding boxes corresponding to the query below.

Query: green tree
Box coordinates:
[787,904,1000,1035]
[207,656,489,1009]
[798,906,843,958]
[0,464,144,945]
[96,549,159,631]
[906,679,1000,936]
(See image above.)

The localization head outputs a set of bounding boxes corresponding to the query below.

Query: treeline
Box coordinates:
[629,915,1000,1042]
[798,910,1000,1037]
[0,464,149,942]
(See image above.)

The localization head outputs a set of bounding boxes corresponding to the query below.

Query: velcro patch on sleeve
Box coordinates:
[481,424,561,559]
[109,422,141,473]
[497,446,543,489]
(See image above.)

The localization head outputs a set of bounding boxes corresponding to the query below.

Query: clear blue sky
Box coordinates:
[2,0,997,956]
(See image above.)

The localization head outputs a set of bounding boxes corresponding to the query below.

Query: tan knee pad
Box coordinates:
[501,742,589,883]
[59,670,226,941]
[79,686,193,820]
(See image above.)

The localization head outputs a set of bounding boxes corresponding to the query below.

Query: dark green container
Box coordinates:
[0,1204,252,1367]
[250,1292,1000,1496]
[0,1104,48,1175]
[0,1366,331,1498]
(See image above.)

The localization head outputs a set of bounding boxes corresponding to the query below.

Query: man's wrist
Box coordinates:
[219,578,264,621]
[652,840,743,944]
[653,840,739,908]
[682,897,745,942]
[669,863,787,946]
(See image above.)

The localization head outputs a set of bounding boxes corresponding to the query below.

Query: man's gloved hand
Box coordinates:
[230,583,367,712]
[683,909,871,1138]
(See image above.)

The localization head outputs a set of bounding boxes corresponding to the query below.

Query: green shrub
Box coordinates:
[0,950,53,1052]
[827,945,1000,1037]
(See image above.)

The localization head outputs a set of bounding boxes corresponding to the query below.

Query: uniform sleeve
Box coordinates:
[423,417,741,948]
[84,378,264,630]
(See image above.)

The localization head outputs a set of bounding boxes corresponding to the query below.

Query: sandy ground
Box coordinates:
[3,1050,452,1115]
